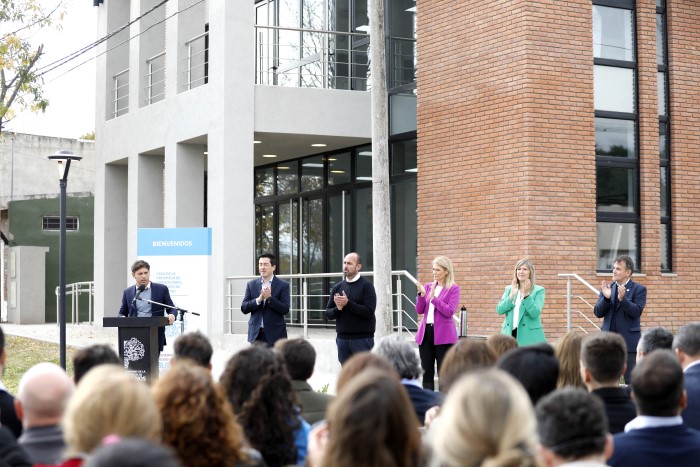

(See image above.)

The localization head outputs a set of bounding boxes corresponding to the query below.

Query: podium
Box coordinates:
[103,317,169,382]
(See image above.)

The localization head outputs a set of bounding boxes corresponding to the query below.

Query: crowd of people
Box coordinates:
[1,251,697,466]
[2,321,700,466]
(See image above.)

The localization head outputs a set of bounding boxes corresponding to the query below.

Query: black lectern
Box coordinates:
[103,317,169,382]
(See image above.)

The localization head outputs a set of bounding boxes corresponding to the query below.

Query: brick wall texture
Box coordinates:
[416,0,700,341]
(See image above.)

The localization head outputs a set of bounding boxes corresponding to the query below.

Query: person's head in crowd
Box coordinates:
[15,362,74,429]
[372,334,423,380]
[172,331,213,369]
[309,369,422,467]
[431,369,539,467]
[275,337,317,381]
[637,326,674,363]
[630,349,685,417]
[486,334,519,359]
[72,344,120,384]
[536,388,612,466]
[497,343,559,405]
[580,331,627,389]
[0,324,6,376]
[672,322,700,369]
[219,345,300,467]
[555,331,586,389]
[84,437,181,467]
[439,340,497,394]
[335,352,397,394]
[153,361,254,467]
[62,365,161,457]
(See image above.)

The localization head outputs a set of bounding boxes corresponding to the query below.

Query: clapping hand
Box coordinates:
[509,278,519,301]
[334,291,348,310]
[520,278,532,297]
[601,281,612,299]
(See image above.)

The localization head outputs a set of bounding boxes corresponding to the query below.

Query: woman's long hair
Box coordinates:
[153,361,249,467]
[322,368,422,467]
[219,346,300,467]
[555,331,586,389]
[513,259,536,288]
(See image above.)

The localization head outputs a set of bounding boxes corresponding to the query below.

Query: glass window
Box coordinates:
[596,167,637,213]
[301,156,324,191]
[660,223,670,271]
[278,200,299,274]
[356,146,372,181]
[595,118,635,158]
[660,169,669,218]
[658,72,666,116]
[42,216,79,231]
[596,222,638,270]
[594,66,635,113]
[355,187,373,270]
[255,167,275,197]
[255,204,275,257]
[328,152,351,185]
[659,122,668,159]
[593,6,634,61]
[656,14,665,66]
[390,91,417,135]
[277,160,299,195]
[391,139,417,175]
[328,191,352,272]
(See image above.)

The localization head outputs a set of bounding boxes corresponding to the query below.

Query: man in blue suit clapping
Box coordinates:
[594,255,647,383]
[241,254,290,346]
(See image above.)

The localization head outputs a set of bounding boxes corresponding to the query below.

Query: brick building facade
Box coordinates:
[417,0,699,340]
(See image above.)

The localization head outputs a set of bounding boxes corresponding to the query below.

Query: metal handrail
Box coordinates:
[55,281,95,325]
[112,68,129,118]
[146,51,166,105]
[185,31,208,90]
[558,273,601,333]
[225,270,420,339]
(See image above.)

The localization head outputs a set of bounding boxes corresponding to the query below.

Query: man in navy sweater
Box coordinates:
[325,252,377,365]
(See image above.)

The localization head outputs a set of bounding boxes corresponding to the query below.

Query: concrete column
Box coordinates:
[135,154,164,230]
[95,164,128,322]
[205,0,255,346]
[164,142,205,228]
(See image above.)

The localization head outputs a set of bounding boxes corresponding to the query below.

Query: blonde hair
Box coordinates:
[432,369,540,467]
[555,331,586,389]
[513,259,536,288]
[433,256,456,290]
[63,365,161,456]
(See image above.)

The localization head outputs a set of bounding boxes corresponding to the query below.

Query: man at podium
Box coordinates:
[119,260,176,352]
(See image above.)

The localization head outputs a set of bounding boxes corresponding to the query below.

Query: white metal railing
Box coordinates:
[112,68,129,118]
[225,270,420,339]
[185,31,208,90]
[145,51,166,105]
[255,25,372,90]
[55,281,95,325]
[559,273,602,334]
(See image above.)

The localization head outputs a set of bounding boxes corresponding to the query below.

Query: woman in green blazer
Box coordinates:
[496,259,546,346]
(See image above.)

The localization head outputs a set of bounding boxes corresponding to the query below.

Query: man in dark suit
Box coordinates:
[241,253,290,346]
[119,260,176,352]
[0,325,23,439]
[373,334,442,425]
[275,338,333,424]
[608,350,700,467]
[593,255,647,383]
[581,332,636,434]
[672,322,700,430]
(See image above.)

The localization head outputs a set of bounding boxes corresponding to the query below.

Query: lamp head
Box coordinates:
[48,150,82,181]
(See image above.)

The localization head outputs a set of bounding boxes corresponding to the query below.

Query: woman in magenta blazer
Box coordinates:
[415,256,461,390]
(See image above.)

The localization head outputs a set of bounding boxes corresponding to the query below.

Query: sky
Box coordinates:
[5,0,98,139]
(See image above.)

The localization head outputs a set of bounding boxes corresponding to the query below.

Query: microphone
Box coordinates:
[132,284,146,304]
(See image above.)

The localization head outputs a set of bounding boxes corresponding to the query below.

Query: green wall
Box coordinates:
[8,196,94,322]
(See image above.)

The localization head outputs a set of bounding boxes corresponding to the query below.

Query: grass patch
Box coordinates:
[3,336,78,394]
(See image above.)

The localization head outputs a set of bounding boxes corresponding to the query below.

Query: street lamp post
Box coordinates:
[48,150,82,369]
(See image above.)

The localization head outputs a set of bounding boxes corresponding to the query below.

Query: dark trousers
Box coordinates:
[624,351,636,384]
[254,329,271,347]
[418,324,453,391]
[337,337,375,365]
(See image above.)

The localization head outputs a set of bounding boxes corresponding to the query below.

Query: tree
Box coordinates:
[0,0,62,134]
[369,0,393,337]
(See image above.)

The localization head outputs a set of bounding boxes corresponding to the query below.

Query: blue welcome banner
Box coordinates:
[137,228,212,256]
